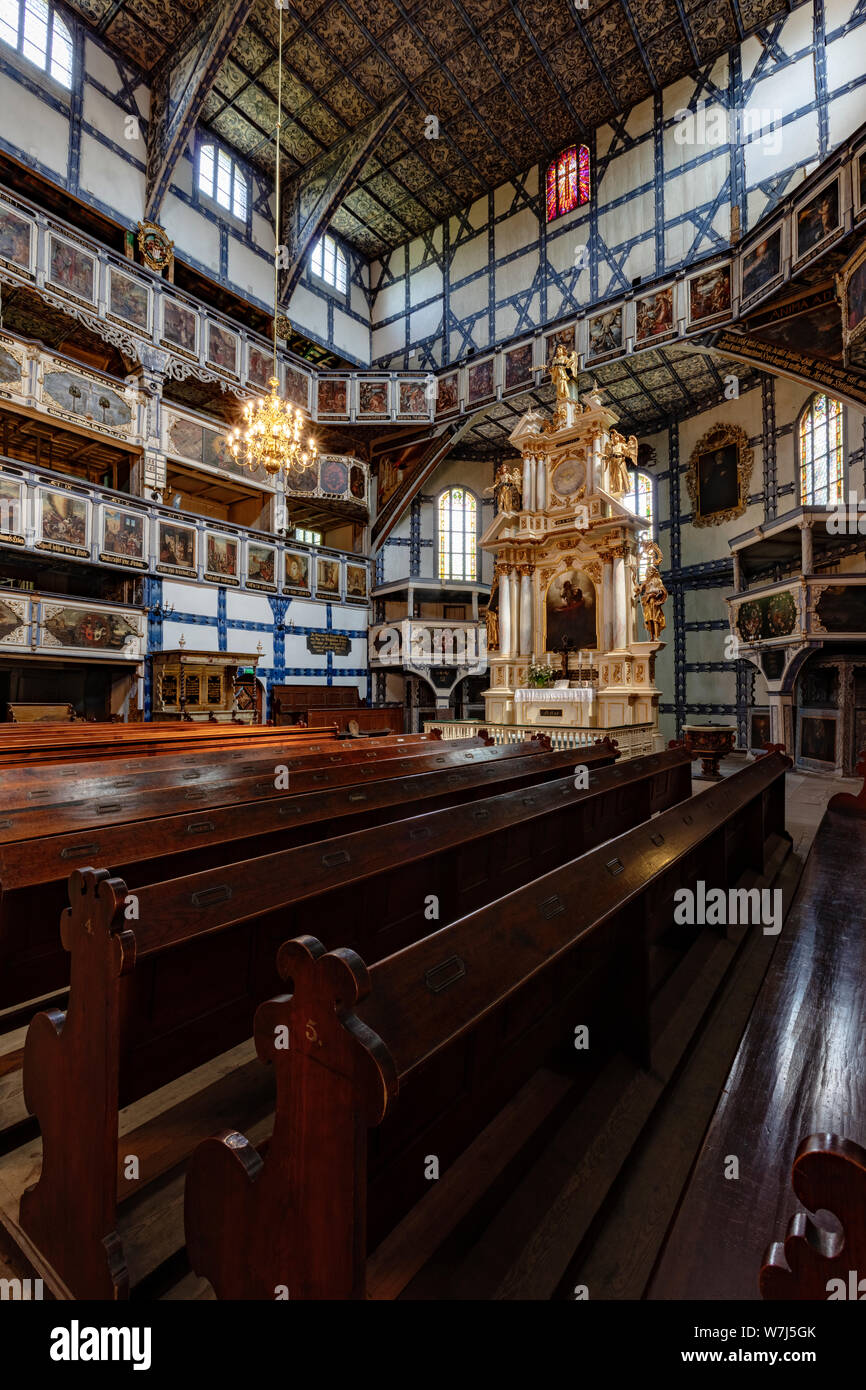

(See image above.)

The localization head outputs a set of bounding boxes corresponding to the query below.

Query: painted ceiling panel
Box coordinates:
[62,0,792,252]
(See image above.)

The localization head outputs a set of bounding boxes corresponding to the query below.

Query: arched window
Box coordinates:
[0,0,73,88]
[624,470,655,578]
[197,141,248,221]
[310,234,347,294]
[438,487,477,582]
[546,145,590,223]
[799,393,843,505]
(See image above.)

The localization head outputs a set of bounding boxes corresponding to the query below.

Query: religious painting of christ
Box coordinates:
[545,569,597,651]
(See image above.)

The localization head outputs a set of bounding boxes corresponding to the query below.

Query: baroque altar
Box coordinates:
[481,347,666,743]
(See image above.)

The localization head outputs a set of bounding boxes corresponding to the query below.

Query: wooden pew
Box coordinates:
[0,721,342,767]
[0,730,447,801]
[11,746,680,1299]
[0,739,618,1013]
[647,803,866,1301]
[1,739,583,1011]
[0,732,486,819]
[0,737,519,845]
[181,751,791,1300]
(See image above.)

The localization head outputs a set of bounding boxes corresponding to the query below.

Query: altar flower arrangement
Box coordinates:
[526,660,556,688]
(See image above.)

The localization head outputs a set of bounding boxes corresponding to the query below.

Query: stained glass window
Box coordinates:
[799,394,843,505]
[438,487,477,582]
[624,470,655,578]
[545,145,591,223]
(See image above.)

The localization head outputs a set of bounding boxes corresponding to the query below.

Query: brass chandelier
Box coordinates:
[226,5,316,479]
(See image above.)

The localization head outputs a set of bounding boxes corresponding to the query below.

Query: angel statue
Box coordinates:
[492,460,522,514]
[604,429,638,496]
[549,342,581,404]
[634,541,668,642]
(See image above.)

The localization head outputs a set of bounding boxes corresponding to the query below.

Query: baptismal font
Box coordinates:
[480,345,666,744]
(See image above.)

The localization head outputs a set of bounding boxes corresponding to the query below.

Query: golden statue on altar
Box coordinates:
[634,542,668,641]
[548,343,581,425]
[605,428,638,495]
[494,460,522,514]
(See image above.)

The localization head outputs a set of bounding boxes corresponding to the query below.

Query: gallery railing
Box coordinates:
[423,720,658,759]
[0,454,370,604]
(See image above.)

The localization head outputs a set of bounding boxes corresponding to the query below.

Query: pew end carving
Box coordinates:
[186,935,397,1300]
[19,866,134,1300]
[760,1133,866,1300]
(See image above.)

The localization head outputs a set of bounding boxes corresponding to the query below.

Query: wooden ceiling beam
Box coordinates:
[145,0,255,222]
[277,94,408,304]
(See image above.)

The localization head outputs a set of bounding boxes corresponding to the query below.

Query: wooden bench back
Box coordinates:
[182,751,790,1299]
[0,741,615,1011]
[17,741,645,1299]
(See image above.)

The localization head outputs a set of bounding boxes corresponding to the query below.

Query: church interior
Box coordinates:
[0,0,865,1339]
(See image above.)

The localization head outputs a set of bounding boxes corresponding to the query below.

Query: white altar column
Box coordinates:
[602,559,614,652]
[509,568,520,656]
[613,551,628,650]
[535,455,547,510]
[518,567,533,655]
[522,453,535,513]
[498,565,512,657]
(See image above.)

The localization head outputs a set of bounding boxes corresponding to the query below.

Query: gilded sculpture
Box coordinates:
[494,460,522,514]
[604,429,638,496]
[634,542,668,641]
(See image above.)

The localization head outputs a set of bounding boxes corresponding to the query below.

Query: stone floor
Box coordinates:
[693,754,860,860]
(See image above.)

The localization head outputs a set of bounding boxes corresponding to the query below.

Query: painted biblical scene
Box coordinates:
[545,569,598,651]
[205,533,239,581]
[101,507,146,565]
[247,543,276,589]
[162,299,197,354]
[48,236,96,302]
[741,229,782,300]
[317,379,348,415]
[398,381,429,416]
[358,380,389,417]
[587,307,623,359]
[248,346,272,389]
[796,180,839,258]
[346,564,367,599]
[158,521,196,574]
[467,359,495,404]
[207,323,239,375]
[316,557,340,595]
[0,205,32,271]
[42,605,139,652]
[38,490,88,553]
[284,551,311,592]
[504,344,534,391]
[688,265,731,323]
[635,287,674,342]
[109,269,149,330]
[436,372,459,415]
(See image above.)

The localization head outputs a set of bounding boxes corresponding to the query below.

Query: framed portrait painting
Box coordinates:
[685,423,753,527]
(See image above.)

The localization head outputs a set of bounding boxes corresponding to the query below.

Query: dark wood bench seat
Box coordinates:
[0,739,616,1013]
[648,805,866,1302]
[9,745,676,1299]
[180,751,791,1300]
